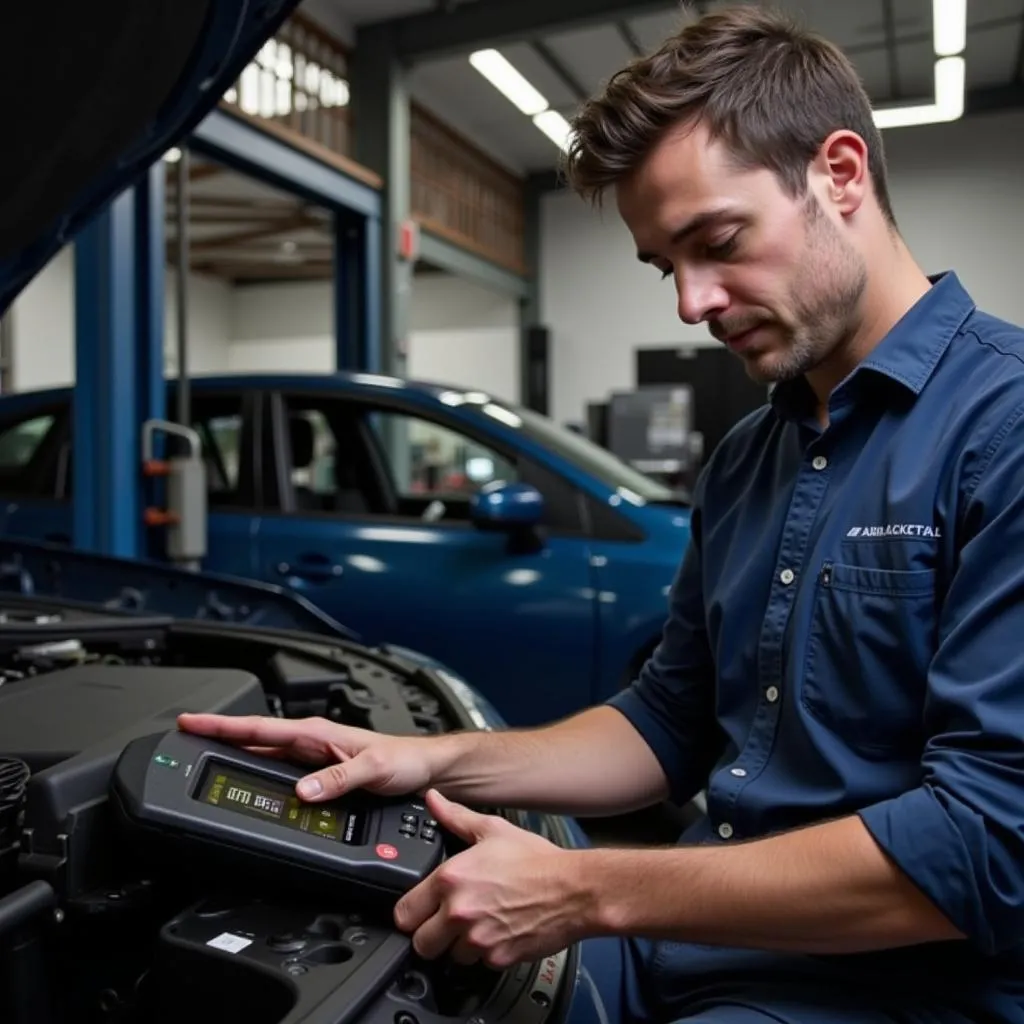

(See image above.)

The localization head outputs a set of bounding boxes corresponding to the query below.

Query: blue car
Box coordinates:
[0,374,691,726]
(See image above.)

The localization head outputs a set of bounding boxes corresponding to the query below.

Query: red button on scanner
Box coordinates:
[376,843,399,861]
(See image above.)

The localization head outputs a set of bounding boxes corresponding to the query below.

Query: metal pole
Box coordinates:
[176,148,190,428]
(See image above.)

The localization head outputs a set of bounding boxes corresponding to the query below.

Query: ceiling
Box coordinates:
[174,0,1024,284]
[320,0,1024,174]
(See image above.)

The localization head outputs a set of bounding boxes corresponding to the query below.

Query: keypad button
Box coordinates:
[421,827,436,841]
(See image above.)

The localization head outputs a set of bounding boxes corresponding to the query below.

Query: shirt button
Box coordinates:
[730,767,747,777]
[766,686,780,703]
[718,823,734,839]
[812,455,828,471]
[780,568,795,585]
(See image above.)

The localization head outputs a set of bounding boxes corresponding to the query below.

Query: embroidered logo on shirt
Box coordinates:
[846,525,942,539]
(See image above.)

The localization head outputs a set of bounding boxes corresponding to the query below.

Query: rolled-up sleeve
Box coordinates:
[606,485,722,806]
[858,404,1024,955]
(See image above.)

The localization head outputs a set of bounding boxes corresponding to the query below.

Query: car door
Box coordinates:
[254,389,597,727]
[178,388,263,580]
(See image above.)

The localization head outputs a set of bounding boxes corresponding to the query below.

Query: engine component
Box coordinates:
[0,611,580,1024]
[125,894,567,1024]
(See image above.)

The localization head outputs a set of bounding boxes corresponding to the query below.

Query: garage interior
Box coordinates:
[0,0,1023,1021]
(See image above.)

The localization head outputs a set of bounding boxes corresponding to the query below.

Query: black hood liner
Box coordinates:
[0,0,302,314]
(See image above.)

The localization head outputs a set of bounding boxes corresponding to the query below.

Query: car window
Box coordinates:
[0,414,55,470]
[278,397,382,516]
[0,411,61,497]
[369,411,519,500]
[188,396,251,508]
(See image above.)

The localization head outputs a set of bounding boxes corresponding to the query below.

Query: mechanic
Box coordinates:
[179,5,1024,1023]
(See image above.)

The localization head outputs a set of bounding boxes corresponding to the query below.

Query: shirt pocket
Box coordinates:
[801,560,936,757]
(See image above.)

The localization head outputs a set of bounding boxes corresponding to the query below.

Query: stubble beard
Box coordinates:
[744,197,868,386]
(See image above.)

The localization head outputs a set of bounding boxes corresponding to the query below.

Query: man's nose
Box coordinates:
[676,271,728,325]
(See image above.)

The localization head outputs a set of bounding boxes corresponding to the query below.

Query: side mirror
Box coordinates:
[470,481,544,531]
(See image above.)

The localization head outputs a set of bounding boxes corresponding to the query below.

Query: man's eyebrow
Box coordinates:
[636,207,741,262]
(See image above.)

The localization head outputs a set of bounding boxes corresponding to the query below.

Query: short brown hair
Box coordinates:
[563,4,896,225]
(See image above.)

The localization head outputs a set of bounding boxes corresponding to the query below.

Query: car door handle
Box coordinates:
[276,558,344,583]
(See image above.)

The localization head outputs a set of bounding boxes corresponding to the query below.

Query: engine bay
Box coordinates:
[0,597,578,1024]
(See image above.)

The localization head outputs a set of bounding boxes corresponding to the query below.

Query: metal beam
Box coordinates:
[73,192,141,558]
[335,213,382,374]
[531,39,589,102]
[964,82,1024,115]
[519,177,545,410]
[390,0,675,62]
[616,21,645,57]
[418,230,530,299]
[351,23,410,377]
[881,0,902,100]
[190,108,382,220]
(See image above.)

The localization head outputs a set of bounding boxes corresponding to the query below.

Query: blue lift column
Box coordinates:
[73,163,166,558]
[334,213,381,374]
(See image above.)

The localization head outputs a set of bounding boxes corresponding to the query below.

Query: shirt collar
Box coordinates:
[771,271,976,421]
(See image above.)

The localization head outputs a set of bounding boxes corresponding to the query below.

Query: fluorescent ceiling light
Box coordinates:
[933,0,967,58]
[872,0,966,129]
[469,49,549,116]
[873,55,964,128]
[533,109,573,152]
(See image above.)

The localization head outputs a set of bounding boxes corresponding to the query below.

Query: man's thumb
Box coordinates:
[425,789,493,843]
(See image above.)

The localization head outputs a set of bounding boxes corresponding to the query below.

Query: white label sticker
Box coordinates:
[207,933,252,954]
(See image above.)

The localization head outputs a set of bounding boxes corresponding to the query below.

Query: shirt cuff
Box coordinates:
[857,785,992,953]
[605,688,700,806]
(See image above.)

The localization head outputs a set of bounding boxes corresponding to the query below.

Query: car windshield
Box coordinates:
[473,399,684,504]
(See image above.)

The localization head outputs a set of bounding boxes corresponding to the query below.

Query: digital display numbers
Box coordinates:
[195,763,358,843]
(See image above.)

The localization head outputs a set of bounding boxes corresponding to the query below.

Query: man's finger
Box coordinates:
[177,713,308,747]
[411,908,459,961]
[395,872,441,935]
[295,749,389,801]
[425,789,495,844]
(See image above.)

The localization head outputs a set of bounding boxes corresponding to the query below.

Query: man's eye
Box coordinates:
[706,234,739,260]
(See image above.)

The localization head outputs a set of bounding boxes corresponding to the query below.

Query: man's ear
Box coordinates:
[812,129,869,217]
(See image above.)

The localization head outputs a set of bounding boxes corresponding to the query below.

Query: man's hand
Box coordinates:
[394,790,589,970]
[177,713,438,801]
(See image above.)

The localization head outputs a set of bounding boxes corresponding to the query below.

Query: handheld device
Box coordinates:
[110,729,444,899]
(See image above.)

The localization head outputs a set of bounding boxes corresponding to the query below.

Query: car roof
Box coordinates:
[0,372,517,410]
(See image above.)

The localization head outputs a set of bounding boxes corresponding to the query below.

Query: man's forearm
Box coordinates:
[428,707,670,816]
[572,814,964,954]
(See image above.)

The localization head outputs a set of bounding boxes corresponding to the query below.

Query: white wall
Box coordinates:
[8,248,232,390]
[9,254,519,398]
[228,280,334,374]
[540,108,1024,427]
[227,272,521,401]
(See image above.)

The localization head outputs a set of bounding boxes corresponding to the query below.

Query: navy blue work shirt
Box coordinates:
[608,272,1024,1021]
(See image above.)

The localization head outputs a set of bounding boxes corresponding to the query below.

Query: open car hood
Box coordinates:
[0,537,358,641]
[1,0,302,315]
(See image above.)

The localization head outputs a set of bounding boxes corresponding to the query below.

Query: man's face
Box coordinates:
[615,121,867,386]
